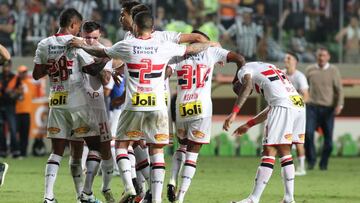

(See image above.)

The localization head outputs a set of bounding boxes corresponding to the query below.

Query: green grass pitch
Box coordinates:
[0,156,359,203]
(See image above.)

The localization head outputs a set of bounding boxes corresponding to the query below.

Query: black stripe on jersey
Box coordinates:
[128,71,162,79]
[178,79,187,85]
[192,78,196,84]
[268,76,279,81]
[260,162,274,169]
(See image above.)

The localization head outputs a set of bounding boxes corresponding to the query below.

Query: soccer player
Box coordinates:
[283,52,309,176]
[166,30,245,203]
[33,8,110,203]
[69,21,115,203]
[70,11,214,203]
[224,62,305,203]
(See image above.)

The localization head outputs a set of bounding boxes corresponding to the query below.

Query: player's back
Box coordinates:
[238,62,303,108]
[105,37,186,111]
[34,34,94,109]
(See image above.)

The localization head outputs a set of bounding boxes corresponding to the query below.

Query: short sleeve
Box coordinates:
[297,71,309,90]
[159,31,181,43]
[104,41,129,60]
[162,42,186,59]
[33,40,47,64]
[237,65,252,84]
[103,59,113,72]
[77,48,95,67]
[208,47,229,65]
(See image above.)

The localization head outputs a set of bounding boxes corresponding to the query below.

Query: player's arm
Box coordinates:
[82,57,111,76]
[227,51,246,70]
[98,69,112,85]
[223,73,253,131]
[299,88,309,103]
[185,41,219,55]
[233,107,270,136]
[178,33,209,44]
[33,64,51,80]
[69,37,108,58]
[0,44,11,63]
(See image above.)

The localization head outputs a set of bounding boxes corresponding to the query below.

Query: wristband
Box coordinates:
[246,119,256,127]
[232,105,240,114]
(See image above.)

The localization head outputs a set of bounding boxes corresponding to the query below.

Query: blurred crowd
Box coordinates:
[0,0,359,62]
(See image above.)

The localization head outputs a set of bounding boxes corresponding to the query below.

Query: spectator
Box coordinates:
[0,60,20,158]
[305,47,344,171]
[279,0,306,31]
[102,0,121,25]
[226,8,263,60]
[65,0,98,20]
[25,0,51,45]
[335,15,360,63]
[6,65,35,157]
[305,0,332,43]
[12,0,27,56]
[257,20,286,61]
[219,0,240,29]
[0,3,15,55]
[290,27,316,62]
[154,6,167,31]
[47,0,66,35]
[199,12,220,41]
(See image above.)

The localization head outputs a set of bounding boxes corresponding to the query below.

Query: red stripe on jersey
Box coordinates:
[177,70,186,77]
[67,60,73,66]
[262,158,275,164]
[261,69,275,76]
[152,162,165,167]
[127,63,146,70]
[152,64,165,70]
[185,160,197,165]
[281,157,293,164]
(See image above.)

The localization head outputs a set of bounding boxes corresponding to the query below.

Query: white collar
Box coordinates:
[316,63,329,70]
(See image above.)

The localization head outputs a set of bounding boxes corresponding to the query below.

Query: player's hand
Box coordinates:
[112,72,122,86]
[223,112,237,131]
[209,41,222,48]
[335,105,343,115]
[232,124,250,137]
[68,37,85,48]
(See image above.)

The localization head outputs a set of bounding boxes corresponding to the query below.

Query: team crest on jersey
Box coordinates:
[49,91,68,107]
[284,134,292,141]
[192,130,205,138]
[290,95,304,108]
[47,127,61,134]
[126,131,143,138]
[132,92,156,107]
[179,101,202,117]
[73,127,90,134]
[154,134,169,141]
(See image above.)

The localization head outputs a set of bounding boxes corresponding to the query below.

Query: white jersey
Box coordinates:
[124,30,181,43]
[237,62,303,108]
[284,69,309,92]
[104,37,186,111]
[34,34,95,109]
[84,43,113,110]
[170,47,229,121]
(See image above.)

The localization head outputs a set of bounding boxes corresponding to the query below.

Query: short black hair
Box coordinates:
[134,11,153,31]
[131,4,150,20]
[192,30,210,41]
[59,8,83,28]
[122,1,141,13]
[82,21,101,33]
[286,51,299,62]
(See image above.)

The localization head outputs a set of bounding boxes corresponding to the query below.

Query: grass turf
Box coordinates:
[0,156,359,203]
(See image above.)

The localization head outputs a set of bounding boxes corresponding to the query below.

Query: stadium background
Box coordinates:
[0,0,360,202]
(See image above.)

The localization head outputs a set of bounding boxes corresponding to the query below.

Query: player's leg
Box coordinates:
[295,144,306,175]
[100,140,115,203]
[149,144,166,203]
[278,144,295,203]
[293,108,306,175]
[69,140,85,199]
[133,140,150,196]
[128,144,140,194]
[318,106,335,170]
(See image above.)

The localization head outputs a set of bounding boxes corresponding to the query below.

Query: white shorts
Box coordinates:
[47,107,98,140]
[109,108,122,138]
[263,106,305,146]
[116,110,169,145]
[68,108,111,142]
[176,117,212,144]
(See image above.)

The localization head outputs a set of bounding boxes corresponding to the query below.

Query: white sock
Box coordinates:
[69,157,83,198]
[111,145,119,173]
[249,156,275,203]
[281,155,295,202]
[177,152,198,203]
[44,153,62,200]
[101,158,113,192]
[116,148,134,191]
[134,145,150,187]
[298,155,305,171]
[150,153,165,203]
[128,146,137,179]
[169,146,186,186]
[83,150,101,194]
[81,146,89,170]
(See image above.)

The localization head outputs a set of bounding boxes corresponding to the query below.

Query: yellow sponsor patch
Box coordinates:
[154,134,169,141]
[47,127,61,134]
[126,131,143,138]
[132,92,156,107]
[192,130,205,138]
[290,95,304,108]
[284,134,292,141]
[49,91,68,107]
[73,127,90,134]
[179,101,202,117]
